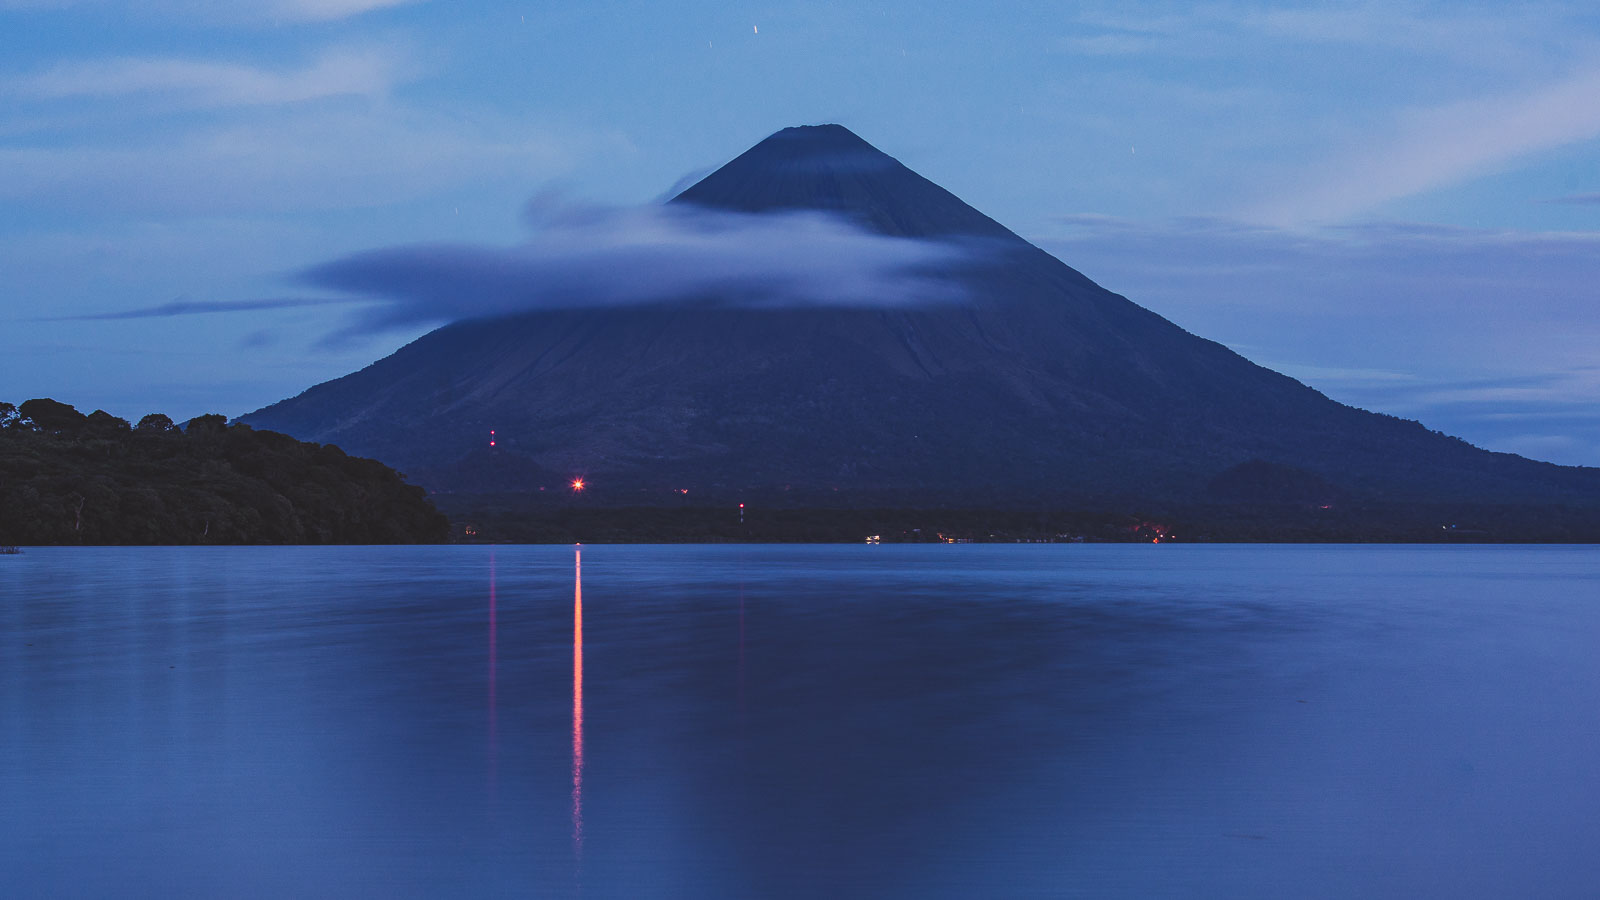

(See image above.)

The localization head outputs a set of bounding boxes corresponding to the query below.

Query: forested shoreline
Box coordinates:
[0,399,448,545]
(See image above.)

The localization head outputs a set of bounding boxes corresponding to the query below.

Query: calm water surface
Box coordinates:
[4,544,1600,898]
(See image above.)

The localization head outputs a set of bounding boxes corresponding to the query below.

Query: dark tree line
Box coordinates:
[0,399,449,545]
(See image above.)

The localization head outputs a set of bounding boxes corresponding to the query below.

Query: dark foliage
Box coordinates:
[0,399,449,545]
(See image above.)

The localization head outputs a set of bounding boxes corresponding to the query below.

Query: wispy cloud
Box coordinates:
[0,0,423,23]
[1546,193,1600,205]
[273,0,418,23]
[1240,4,1549,64]
[0,107,581,215]
[6,47,408,108]
[1041,4,1600,224]
[48,296,360,321]
[55,201,989,335]
[1060,3,1551,65]
[1244,65,1600,225]
[302,200,986,335]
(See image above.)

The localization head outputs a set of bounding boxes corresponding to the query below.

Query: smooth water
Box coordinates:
[4,545,1600,898]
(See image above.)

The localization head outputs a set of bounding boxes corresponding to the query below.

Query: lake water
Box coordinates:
[3,544,1599,898]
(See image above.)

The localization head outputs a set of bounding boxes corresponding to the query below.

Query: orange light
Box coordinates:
[571,478,585,492]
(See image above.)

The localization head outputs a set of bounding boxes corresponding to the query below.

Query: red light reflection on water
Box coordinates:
[738,580,746,715]
[488,553,497,784]
[572,547,584,857]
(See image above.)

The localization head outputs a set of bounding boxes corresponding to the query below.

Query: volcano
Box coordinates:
[242,124,1598,511]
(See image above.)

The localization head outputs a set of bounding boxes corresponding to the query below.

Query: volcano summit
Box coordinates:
[243,125,1598,516]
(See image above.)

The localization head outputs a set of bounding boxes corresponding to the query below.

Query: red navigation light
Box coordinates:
[571,478,585,492]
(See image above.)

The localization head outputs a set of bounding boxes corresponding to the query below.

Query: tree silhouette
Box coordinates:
[0,398,448,545]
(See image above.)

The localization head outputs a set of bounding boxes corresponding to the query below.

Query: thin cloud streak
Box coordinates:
[274,0,419,22]
[49,296,363,320]
[1063,3,1551,66]
[0,0,422,23]
[6,48,408,107]
[1241,4,1548,64]
[0,107,581,215]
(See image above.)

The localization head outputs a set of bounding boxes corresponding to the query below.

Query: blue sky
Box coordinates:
[5,0,1599,464]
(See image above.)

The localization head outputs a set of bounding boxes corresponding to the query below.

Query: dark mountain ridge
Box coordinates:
[243,125,1599,513]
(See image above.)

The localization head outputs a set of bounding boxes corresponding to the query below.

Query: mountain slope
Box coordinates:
[243,125,1599,508]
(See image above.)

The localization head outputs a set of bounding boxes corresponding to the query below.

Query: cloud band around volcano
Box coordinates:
[301,202,986,334]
